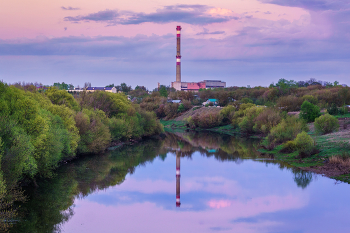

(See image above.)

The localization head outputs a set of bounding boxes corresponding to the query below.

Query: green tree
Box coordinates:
[299,101,321,123]
[118,83,132,94]
[177,104,185,112]
[159,86,168,97]
[45,87,80,111]
[53,82,69,90]
[327,103,339,115]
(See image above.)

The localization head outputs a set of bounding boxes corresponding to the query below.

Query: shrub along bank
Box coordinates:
[0,82,163,202]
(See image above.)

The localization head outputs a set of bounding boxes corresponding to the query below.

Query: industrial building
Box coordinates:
[171,26,226,91]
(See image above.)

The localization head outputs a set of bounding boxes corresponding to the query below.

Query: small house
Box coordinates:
[202,99,218,106]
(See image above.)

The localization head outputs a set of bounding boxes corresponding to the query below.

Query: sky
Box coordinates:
[0,0,350,89]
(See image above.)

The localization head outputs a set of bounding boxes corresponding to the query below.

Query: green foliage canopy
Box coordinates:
[299,101,321,123]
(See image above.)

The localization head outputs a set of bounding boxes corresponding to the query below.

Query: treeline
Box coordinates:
[169,79,350,109]
[0,82,163,201]
[140,78,350,120]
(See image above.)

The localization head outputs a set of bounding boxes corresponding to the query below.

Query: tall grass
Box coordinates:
[329,155,350,167]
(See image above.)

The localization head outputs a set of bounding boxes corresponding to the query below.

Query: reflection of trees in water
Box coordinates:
[11,139,164,233]
[0,185,26,232]
[164,132,314,189]
[292,169,313,189]
[163,132,261,161]
[11,132,315,232]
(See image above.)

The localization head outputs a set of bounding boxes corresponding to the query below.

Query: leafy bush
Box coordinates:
[109,117,128,141]
[75,109,111,154]
[181,100,192,110]
[294,132,315,157]
[177,104,185,113]
[280,140,296,153]
[314,114,339,134]
[156,104,166,118]
[138,110,164,137]
[299,101,321,123]
[253,108,282,134]
[231,103,255,126]
[327,103,339,115]
[191,112,223,128]
[267,116,308,147]
[78,91,130,117]
[164,103,179,119]
[45,87,80,111]
[238,106,264,134]
[240,98,253,104]
[220,105,235,124]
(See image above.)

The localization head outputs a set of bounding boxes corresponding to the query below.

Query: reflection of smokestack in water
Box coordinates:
[176,151,181,207]
[176,26,181,83]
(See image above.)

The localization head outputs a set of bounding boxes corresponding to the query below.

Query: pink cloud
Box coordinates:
[61,192,307,233]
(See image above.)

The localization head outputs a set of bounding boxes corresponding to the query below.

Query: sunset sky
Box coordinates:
[1,0,349,89]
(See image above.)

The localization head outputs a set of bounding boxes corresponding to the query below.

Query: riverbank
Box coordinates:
[161,118,350,183]
[258,117,350,183]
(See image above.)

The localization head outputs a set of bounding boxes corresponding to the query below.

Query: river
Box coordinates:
[10,132,350,232]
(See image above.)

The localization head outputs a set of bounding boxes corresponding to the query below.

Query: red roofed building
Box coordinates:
[187,82,206,91]
[171,80,226,91]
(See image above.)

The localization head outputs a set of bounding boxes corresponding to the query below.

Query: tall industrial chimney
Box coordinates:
[176,26,182,83]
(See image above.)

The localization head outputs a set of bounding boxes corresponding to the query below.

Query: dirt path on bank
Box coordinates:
[173,106,222,121]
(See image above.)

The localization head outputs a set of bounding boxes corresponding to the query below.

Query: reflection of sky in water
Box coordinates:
[61,152,350,233]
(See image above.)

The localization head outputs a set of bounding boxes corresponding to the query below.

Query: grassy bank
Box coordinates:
[259,129,350,183]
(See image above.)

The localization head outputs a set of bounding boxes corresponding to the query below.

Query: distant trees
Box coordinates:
[84,82,91,88]
[115,83,132,94]
[159,86,168,97]
[53,82,74,90]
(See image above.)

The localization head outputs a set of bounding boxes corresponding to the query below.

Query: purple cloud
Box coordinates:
[64,10,118,22]
[61,6,80,11]
[196,28,225,35]
[64,5,239,25]
[259,0,350,11]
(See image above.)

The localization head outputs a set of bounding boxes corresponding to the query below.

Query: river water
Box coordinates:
[11,132,350,233]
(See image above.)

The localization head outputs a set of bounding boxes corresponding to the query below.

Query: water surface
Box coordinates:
[12,132,350,233]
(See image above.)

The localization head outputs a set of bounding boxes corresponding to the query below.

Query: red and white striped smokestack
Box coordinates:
[176,26,182,83]
[176,152,181,207]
